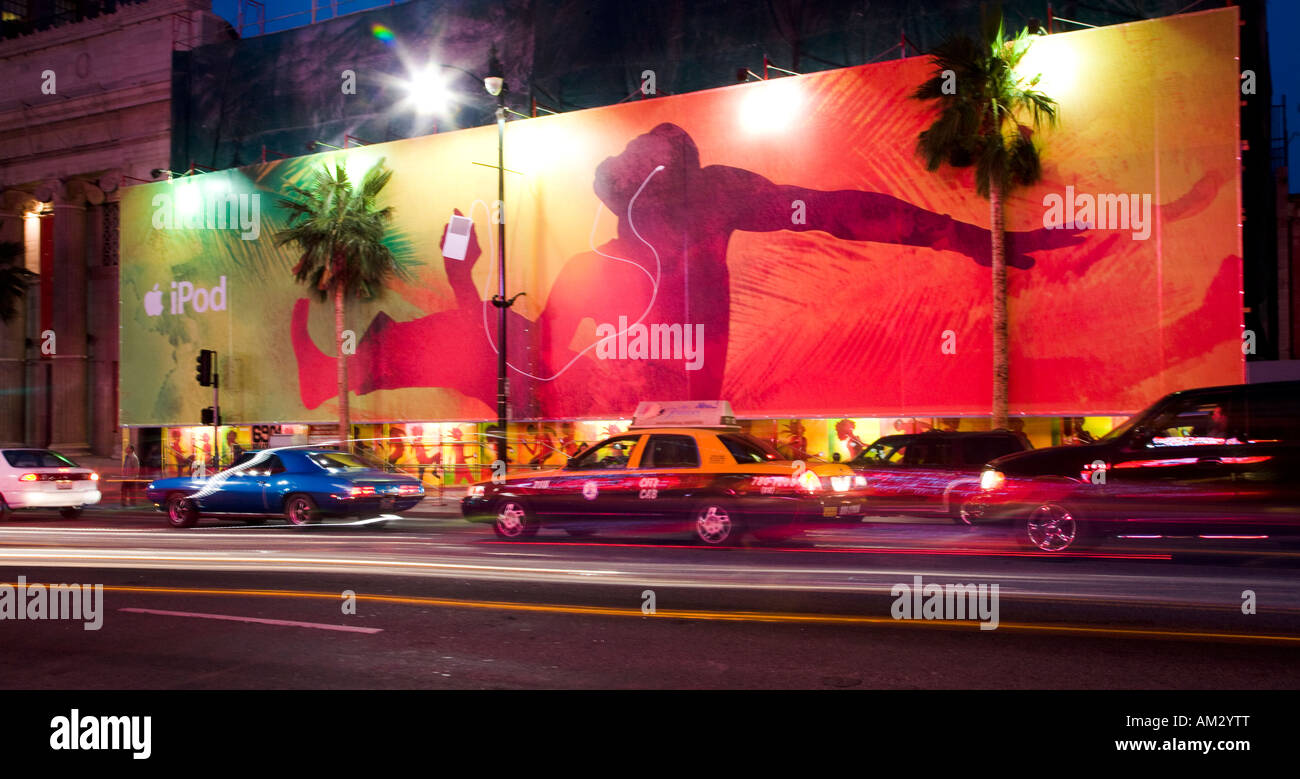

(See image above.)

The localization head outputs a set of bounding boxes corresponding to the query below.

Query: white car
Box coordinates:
[0,449,102,518]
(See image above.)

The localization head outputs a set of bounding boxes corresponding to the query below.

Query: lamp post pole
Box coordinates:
[485,49,510,469]
[494,98,508,468]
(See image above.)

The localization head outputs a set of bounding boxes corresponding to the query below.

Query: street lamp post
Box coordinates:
[404,50,516,467]
[484,49,510,469]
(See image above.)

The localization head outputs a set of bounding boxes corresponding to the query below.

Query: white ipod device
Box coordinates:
[443,214,473,260]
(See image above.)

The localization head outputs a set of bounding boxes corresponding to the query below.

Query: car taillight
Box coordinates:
[979,470,1005,491]
[797,470,821,493]
[19,473,37,482]
[1080,461,1110,482]
[397,484,423,495]
[349,486,376,497]
[90,472,100,481]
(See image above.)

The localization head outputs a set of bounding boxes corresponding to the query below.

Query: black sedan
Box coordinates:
[963,380,1300,552]
[846,431,1030,522]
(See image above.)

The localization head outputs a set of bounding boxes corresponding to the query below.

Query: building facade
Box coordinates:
[0,0,232,453]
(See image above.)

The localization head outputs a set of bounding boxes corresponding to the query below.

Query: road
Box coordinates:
[2,505,1300,689]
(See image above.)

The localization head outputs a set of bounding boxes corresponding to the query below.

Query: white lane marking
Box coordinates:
[0,550,618,576]
[119,607,382,634]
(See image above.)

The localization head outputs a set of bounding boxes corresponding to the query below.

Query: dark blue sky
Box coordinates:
[210,0,1300,193]
[211,0,392,35]
[1267,0,1298,192]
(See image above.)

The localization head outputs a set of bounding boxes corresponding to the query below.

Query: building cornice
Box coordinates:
[0,0,216,58]
[0,74,171,133]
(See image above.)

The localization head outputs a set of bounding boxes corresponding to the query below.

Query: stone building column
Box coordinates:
[90,172,122,456]
[31,178,104,453]
[0,190,40,446]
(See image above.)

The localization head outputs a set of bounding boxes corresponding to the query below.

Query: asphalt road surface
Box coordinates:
[2,505,1299,689]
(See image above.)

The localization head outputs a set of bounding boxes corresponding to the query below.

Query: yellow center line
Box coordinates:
[7,583,1297,646]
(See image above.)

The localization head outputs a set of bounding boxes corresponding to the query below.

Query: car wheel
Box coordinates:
[284,494,320,526]
[956,499,981,526]
[166,494,199,528]
[1021,503,1086,553]
[492,500,538,540]
[59,507,83,519]
[694,502,742,546]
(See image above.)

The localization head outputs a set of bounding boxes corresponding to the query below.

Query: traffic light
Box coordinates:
[200,406,222,426]
[195,349,214,386]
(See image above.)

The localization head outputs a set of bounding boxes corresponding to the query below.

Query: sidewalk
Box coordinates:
[70,454,469,517]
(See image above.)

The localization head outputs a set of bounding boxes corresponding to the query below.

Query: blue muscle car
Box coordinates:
[146,448,425,528]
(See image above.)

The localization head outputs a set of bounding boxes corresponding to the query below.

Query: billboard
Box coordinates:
[120,9,1242,425]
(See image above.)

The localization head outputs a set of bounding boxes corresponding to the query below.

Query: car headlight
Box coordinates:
[979,469,1006,491]
[797,470,821,493]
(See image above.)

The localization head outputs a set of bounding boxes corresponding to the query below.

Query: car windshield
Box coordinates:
[852,440,901,465]
[1099,406,1158,443]
[3,449,78,468]
[306,451,380,472]
[718,433,784,464]
[568,436,640,469]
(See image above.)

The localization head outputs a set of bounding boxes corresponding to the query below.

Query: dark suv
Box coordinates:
[964,380,1300,552]
[847,431,1031,522]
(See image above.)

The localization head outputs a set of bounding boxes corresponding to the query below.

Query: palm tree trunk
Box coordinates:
[334,285,350,452]
[990,177,1009,430]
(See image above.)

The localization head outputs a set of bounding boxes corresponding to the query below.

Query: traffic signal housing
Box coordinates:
[200,406,222,426]
[195,349,215,386]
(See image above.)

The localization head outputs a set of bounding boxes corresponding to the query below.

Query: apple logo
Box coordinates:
[144,284,164,317]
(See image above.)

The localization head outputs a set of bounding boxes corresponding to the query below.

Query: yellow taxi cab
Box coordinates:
[462,402,863,545]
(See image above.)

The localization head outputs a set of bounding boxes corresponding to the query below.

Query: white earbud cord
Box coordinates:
[469,164,665,382]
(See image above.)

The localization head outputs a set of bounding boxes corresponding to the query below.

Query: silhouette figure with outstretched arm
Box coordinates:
[292,123,1084,412]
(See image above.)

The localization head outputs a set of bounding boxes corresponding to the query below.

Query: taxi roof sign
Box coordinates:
[630,401,739,430]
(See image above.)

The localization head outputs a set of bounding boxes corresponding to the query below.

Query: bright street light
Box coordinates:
[404,65,450,115]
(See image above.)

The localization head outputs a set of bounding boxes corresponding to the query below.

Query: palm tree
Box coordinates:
[0,239,37,324]
[276,159,401,451]
[913,8,1058,429]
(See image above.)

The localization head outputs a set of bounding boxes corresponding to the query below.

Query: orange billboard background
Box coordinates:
[120,9,1242,425]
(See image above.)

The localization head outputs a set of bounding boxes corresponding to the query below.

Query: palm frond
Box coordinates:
[274,159,400,303]
[0,241,37,323]
[912,4,1056,199]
